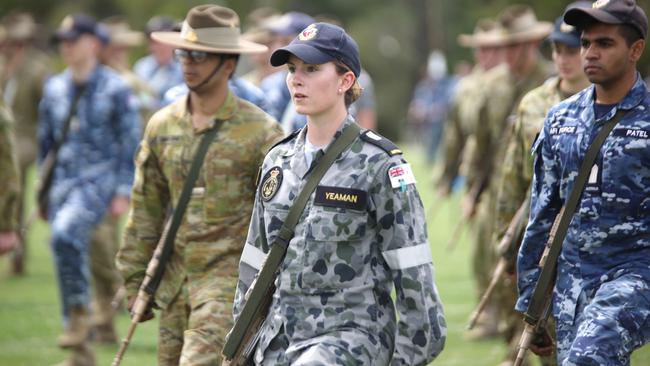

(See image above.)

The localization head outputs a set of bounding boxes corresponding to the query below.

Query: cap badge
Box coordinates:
[593,0,610,9]
[560,22,575,33]
[261,166,283,201]
[61,15,74,31]
[185,30,198,43]
[298,24,318,41]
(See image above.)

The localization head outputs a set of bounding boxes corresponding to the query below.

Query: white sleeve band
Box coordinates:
[240,243,267,271]
[382,243,433,270]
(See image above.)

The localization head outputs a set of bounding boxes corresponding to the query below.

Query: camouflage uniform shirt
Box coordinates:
[516,75,650,363]
[233,117,446,365]
[0,102,19,231]
[117,91,283,310]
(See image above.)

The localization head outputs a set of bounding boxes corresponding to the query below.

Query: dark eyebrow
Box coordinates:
[581,35,615,43]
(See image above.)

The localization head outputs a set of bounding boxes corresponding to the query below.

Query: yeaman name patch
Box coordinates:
[314,186,367,210]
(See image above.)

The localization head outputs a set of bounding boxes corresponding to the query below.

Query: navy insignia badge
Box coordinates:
[261,166,283,201]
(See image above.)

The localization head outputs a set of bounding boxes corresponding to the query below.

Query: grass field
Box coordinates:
[1,144,649,365]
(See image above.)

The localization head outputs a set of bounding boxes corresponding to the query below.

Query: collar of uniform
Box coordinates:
[286,114,356,178]
[176,89,239,133]
[64,63,103,91]
[583,73,647,121]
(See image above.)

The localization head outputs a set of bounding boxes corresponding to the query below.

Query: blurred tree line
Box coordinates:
[1,0,649,140]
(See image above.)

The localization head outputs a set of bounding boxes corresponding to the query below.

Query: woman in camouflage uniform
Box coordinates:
[232,23,446,365]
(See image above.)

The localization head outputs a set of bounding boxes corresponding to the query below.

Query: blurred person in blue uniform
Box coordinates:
[133,16,183,112]
[39,14,141,366]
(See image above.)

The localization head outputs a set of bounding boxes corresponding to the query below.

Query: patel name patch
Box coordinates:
[613,128,650,139]
[314,186,367,211]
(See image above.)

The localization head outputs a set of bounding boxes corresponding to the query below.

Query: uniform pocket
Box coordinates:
[300,208,368,292]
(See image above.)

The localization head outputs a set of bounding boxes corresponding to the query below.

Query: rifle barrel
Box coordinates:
[467,259,507,329]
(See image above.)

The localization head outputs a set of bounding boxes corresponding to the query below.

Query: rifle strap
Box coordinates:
[524,109,626,324]
[223,122,361,359]
[53,85,87,154]
[145,121,223,293]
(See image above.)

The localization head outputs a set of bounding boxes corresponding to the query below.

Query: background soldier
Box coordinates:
[0,12,52,275]
[0,99,20,257]
[462,4,553,341]
[40,13,141,366]
[517,0,650,364]
[436,18,507,198]
[494,3,591,365]
[116,5,283,365]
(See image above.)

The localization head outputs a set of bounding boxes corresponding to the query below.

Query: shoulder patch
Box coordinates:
[360,130,402,156]
[266,129,300,153]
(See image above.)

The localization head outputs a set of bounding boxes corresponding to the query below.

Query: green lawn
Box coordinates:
[1,145,649,365]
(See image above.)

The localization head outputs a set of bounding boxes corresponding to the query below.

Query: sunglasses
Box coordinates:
[174,49,211,63]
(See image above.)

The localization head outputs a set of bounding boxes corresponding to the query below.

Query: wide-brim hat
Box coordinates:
[2,12,37,41]
[458,18,510,47]
[101,18,144,47]
[152,5,267,54]
[500,5,553,44]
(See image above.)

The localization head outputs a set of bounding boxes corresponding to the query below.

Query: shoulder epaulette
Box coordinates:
[267,129,300,153]
[360,130,402,156]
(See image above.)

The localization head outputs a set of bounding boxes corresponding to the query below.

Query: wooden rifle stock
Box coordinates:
[111,219,172,366]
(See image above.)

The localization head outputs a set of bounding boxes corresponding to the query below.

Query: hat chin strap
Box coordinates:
[187,55,225,93]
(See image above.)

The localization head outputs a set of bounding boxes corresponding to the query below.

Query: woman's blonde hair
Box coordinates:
[335,62,363,107]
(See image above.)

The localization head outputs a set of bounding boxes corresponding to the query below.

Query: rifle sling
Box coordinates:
[524,109,626,325]
[223,123,361,358]
[145,121,223,294]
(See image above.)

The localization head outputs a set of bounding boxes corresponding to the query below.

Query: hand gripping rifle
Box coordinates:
[513,110,625,366]
[222,124,360,366]
[111,218,171,366]
[467,194,530,330]
[111,122,223,366]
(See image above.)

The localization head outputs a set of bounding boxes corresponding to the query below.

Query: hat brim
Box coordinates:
[564,7,624,29]
[53,30,81,42]
[547,31,581,48]
[457,33,510,47]
[151,31,267,54]
[111,31,144,47]
[506,23,554,44]
[270,43,334,67]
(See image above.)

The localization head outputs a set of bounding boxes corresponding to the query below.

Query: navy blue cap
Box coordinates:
[548,16,582,48]
[54,14,102,42]
[564,0,647,39]
[270,22,361,78]
[265,12,315,37]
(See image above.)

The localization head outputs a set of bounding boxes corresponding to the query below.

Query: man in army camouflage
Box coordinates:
[0,12,52,274]
[494,3,591,365]
[40,14,141,366]
[437,18,508,197]
[0,99,20,257]
[460,4,553,342]
[116,5,283,365]
[516,0,650,364]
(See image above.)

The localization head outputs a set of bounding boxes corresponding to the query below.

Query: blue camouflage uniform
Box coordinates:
[133,55,184,111]
[39,64,141,319]
[516,75,650,365]
[162,77,276,116]
[233,117,446,365]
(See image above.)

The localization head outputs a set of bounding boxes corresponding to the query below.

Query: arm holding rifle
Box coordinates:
[514,122,562,358]
[116,129,170,317]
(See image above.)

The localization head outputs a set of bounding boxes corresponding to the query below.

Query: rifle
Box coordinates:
[112,219,171,366]
[467,194,530,330]
[513,207,564,366]
[445,174,484,251]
